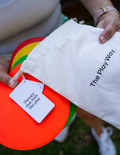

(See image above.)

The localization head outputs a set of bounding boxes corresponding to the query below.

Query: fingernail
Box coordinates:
[9,79,19,88]
[100,36,107,43]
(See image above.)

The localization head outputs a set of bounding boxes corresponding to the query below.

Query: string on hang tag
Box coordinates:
[20,71,26,82]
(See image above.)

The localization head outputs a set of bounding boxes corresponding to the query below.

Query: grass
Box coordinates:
[0,118,120,155]
[1,6,120,155]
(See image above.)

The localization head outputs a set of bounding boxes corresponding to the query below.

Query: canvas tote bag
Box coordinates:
[18,19,120,129]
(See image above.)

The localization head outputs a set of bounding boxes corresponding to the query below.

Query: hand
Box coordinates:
[0,58,18,88]
[97,10,120,43]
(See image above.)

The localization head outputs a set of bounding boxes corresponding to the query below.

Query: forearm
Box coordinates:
[80,0,114,17]
[80,0,120,44]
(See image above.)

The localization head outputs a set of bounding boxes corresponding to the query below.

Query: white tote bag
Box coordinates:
[20,19,120,129]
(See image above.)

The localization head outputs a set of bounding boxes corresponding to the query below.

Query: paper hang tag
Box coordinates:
[9,80,55,123]
[28,80,44,92]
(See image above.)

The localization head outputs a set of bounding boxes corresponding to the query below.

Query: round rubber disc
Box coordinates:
[0,63,70,150]
[9,37,44,71]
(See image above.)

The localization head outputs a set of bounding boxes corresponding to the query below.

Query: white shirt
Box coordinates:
[0,0,62,57]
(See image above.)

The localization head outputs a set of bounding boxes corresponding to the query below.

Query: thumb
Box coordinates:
[99,26,113,43]
[0,71,18,88]
[97,19,118,43]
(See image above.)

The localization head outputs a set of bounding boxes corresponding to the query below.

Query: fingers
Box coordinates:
[99,27,113,43]
[98,20,119,43]
[9,78,19,88]
[96,11,120,43]
[0,71,12,86]
[0,71,18,88]
[117,27,120,32]
[0,58,19,88]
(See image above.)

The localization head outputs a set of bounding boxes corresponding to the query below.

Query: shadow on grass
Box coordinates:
[0,117,120,155]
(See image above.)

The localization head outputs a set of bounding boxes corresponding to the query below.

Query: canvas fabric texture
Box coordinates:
[20,20,120,129]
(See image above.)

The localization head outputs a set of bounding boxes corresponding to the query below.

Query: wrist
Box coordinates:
[80,0,114,17]
[94,6,120,26]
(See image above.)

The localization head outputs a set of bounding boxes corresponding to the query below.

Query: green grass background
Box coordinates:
[0,118,120,155]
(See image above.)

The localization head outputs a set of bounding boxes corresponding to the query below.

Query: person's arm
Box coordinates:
[80,0,120,43]
[80,0,113,17]
[0,58,18,88]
